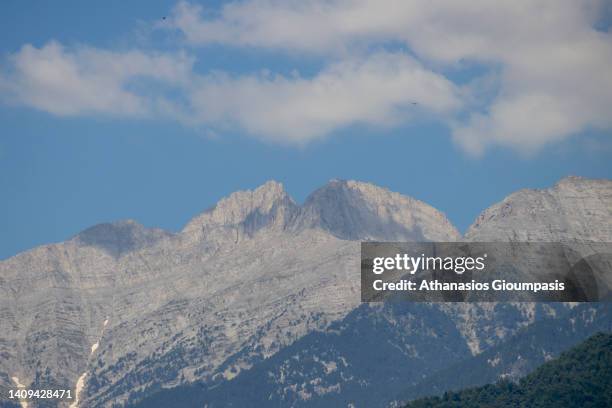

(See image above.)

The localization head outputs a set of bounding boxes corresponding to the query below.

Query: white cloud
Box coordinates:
[165,0,612,154]
[0,41,194,117]
[0,43,459,143]
[187,52,460,142]
[2,1,611,154]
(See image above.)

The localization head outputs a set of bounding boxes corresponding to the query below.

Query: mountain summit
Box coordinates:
[75,220,172,257]
[466,176,612,242]
[182,180,298,244]
[296,179,459,241]
[0,177,610,407]
[180,179,459,245]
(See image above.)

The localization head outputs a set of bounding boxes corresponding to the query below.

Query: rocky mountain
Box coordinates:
[294,180,459,242]
[465,176,612,242]
[0,177,610,407]
[130,302,612,408]
[0,179,459,407]
[131,302,581,408]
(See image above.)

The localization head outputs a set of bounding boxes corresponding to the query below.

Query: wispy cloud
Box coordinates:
[165,0,612,154]
[1,0,611,155]
[0,42,194,117]
[187,52,460,143]
[0,44,458,143]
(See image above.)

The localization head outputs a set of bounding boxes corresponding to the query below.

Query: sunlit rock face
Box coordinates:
[466,176,612,242]
[0,177,610,407]
[0,179,459,407]
[294,179,461,242]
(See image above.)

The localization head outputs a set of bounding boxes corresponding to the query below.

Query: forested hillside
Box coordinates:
[403,332,612,408]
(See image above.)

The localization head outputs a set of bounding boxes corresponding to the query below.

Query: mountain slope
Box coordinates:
[396,302,612,404]
[0,179,460,407]
[130,302,472,408]
[1,177,610,407]
[295,179,460,241]
[128,176,612,408]
[130,302,582,408]
[466,176,612,242]
[402,332,612,408]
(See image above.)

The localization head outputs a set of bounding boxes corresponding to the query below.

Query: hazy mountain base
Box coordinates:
[402,332,612,408]
[130,302,611,408]
[394,302,611,406]
[130,302,472,408]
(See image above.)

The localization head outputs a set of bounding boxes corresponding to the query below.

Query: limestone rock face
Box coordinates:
[76,220,173,257]
[181,180,299,245]
[0,179,459,407]
[466,176,612,242]
[295,179,460,242]
[0,177,610,407]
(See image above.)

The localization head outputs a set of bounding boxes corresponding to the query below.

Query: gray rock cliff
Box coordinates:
[0,176,610,407]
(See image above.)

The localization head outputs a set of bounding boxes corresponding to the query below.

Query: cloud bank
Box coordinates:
[0,42,194,117]
[1,0,611,154]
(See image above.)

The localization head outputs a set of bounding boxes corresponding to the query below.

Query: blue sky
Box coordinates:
[1,0,611,259]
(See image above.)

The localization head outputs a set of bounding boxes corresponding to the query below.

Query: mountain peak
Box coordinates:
[556,175,585,184]
[181,180,298,241]
[74,219,171,256]
[253,179,287,196]
[295,179,460,241]
[466,176,612,241]
[553,175,612,191]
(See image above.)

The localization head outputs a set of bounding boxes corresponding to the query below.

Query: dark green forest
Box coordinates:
[403,332,612,408]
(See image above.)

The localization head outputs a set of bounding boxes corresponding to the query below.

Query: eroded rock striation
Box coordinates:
[0,177,610,407]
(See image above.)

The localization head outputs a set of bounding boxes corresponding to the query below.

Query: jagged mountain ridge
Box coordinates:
[0,179,460,407]
[125,176,612,408]
[0,177,610,407]
[180,179,460,244]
